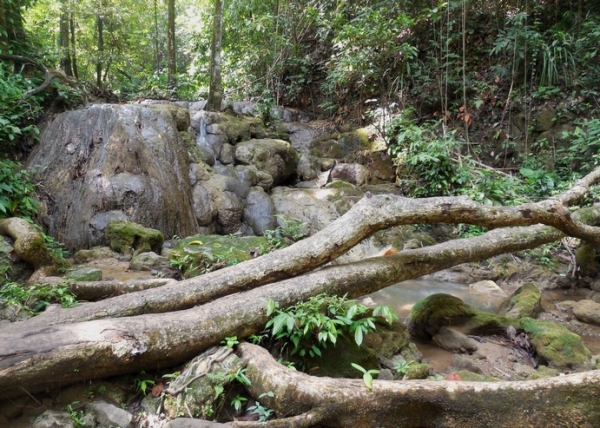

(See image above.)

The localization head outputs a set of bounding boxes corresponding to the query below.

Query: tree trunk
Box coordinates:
[206,0,224,111]
[0,222,579,400]
[232,343,600,428]
[70,11,78,79]
[59,1,73,76]
[167,0,176,91]
[96,13,104,88]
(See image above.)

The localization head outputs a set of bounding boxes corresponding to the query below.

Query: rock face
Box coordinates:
[27,104,199,251]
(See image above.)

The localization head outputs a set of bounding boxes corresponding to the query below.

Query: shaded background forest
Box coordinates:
[1,0,600,219]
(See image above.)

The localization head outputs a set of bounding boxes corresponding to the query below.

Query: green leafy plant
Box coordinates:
[0,282,79,314]
[265,294,397,366]
[134,372,155,395]
[394,359,415,376]
[351,363,380,390]
[221,336,239,349]
[66,402,85,427]
[231,394,248,413]
[262,215,308,253]
[0,160,39,220]
[247,392,275,421]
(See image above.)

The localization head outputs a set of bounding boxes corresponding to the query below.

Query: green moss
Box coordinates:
[407,294,477,338]
[465,312,520,335]
[527,365,559,380]
[105,220,164,255]
[499,283,542,319]
[169,234,270,278]
[576,244,598,277]
[404,363,429,380]
[521,317,591,369]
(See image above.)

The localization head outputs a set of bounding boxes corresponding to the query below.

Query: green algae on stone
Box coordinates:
[576,244,598,277]
[407,294,477,338]
[520,317,591,370]
[105,220,164,256]
[527,365,559,380]
[498,283,542,319]
[404,362,429,380]
[168,234,270,278]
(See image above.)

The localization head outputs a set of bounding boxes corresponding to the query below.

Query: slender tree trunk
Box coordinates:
[154,0,160,74]
[0,0,8,53]
[70,12,78,79]
[167,0,176,91]
[206,0,224,111]
[96,13,104,88]
[59,2,72,76]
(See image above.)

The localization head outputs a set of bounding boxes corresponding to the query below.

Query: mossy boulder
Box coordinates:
[363,319,412,359]
[404,363,430,380]
[406,294,477,338]
[527,365,559,380]
[498,282,543,319]
[521,317,591,370]
[309,129,373,159]
[234,139,299,186]
[168,234,270,278]
[575,243,598,277]
[64,265,102,281]
[105,221,164,256]
[73,247,119,263]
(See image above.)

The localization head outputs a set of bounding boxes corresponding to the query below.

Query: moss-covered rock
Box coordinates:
[521,317,591,370]
[168,234,270,278]
[527,365,559,380]
[404,363,430,380]
[407,294,477,338]
[498,282,543,319]
[309,129,374,159]
[64,265,102,281]
[73,247,119,263]
[576,243,598,277]
[363,319,412,359]
[105,221,164,256]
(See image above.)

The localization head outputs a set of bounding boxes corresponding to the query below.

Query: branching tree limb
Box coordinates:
[0,54,53,99]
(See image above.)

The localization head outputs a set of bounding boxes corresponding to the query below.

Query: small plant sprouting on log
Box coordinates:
[265,294,398,365]
[351,363,380,390]
[0,282,78,314]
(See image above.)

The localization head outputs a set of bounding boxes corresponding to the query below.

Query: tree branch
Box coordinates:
[0,54,53,99]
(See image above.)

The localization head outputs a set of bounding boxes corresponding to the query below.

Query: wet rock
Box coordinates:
[330,163,370,186]
[432,327,478,354]
[85,401,132,428]
[32,410,77,428]
[450,355,483,374]
[106,220,164,256]
[129,252,171,272]
[498,283,542,319]
[576,244,598,277]
[469,280,508,298]
[572,299,600,326]
[64,265,102,281]
[0,235,32,282]
[0,300,31,322]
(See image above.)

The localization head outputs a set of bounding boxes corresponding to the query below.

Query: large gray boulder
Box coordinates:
[235,139,298,187]
[26,104,199,251]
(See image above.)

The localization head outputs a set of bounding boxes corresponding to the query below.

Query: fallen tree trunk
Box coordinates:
[0,224,569,399]
[17,172,600,328]
[232,342,600,428]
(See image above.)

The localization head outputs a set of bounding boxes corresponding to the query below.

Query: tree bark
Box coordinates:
[206,0,224,111]
[0,54,53,99]
[59,1,73,76]
[0,223,576,400]
[167,0,176,90]
[232,343,600,428]
[96,12,104,88]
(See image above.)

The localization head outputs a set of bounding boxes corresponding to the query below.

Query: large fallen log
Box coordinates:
[16,171,600,328]
[0,224,567,399]
[232,342,600,428]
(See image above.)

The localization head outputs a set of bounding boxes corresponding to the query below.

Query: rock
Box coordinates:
[378,369,394,380]
[106,220,164,256]
[26,104,199,251]
[573,299,600,326]
[330,163,370,186]
[555,300,577,312]
[469,280,508,298]
[32,410,76,428]
[450,355,483,374]
[521,317,591,370]
[73,247,119,263]
[404,363,430,380]
[498,283,542,318]
[129,252,171,272]
[407,294,476,338]
[296,154,321,181]
[513,362,535,377]
[243,187,277,236]
[163,347,245,419]
[0,300,31,322]
[363,320,412,359]
[344,150,396,184]
[527,365,559,380]
[64,265,102,281]
[85,401,132,428]
[0,235,32,282]
[146,103,190,132]
[309,129,372,159]
[235,139,299,187]
[164,418,230,428]
[576,244,598,277]
[168,234,270,278]
[432,327,478,354]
